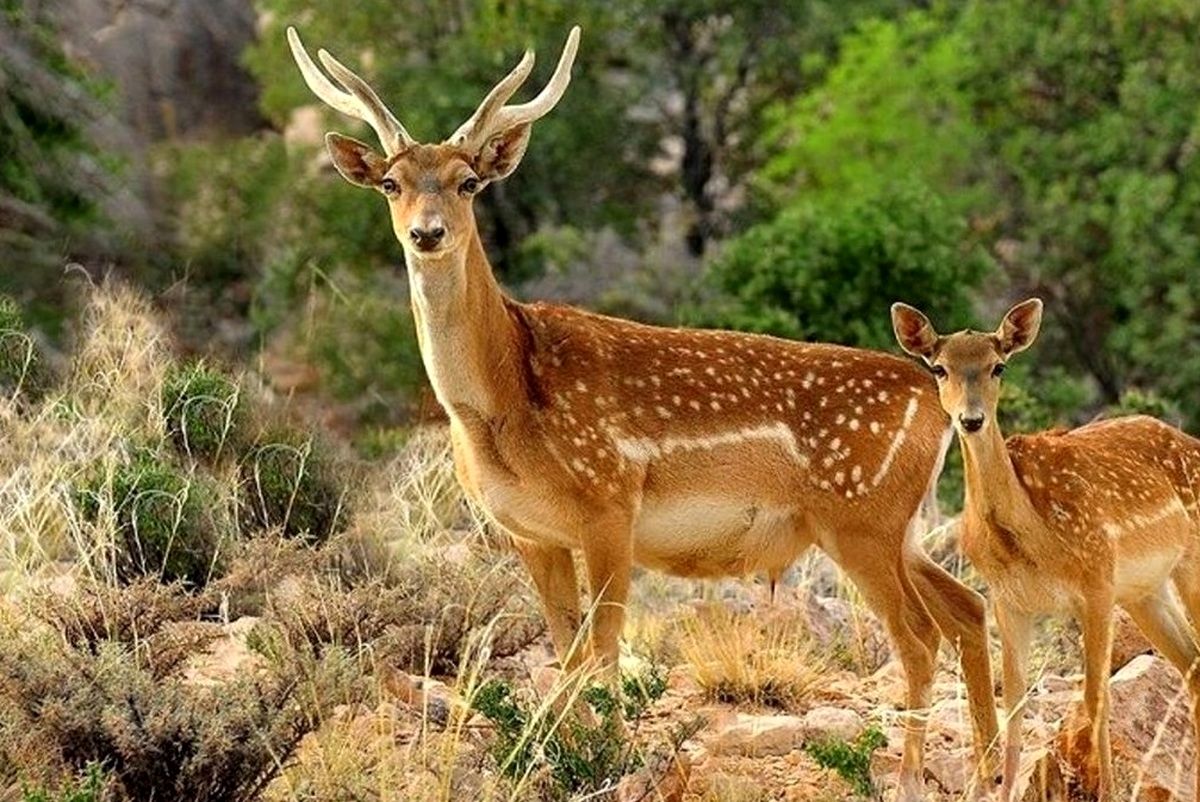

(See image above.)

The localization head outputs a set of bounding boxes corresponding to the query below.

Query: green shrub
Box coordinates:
[21,763,106,802]
[0,294,51,403]
[301,280,427,428]
[75,450,227,588]
[0,636,347,802]
[161,361,243,461]
[692,181,991,350]
[1102,387,1185,426]
[471,665,670,800]
[804,725,887,799]
[240,428,348,543]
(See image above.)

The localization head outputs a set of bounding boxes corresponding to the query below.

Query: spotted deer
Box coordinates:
[288,25,1000,799]
[893,299,1200,801]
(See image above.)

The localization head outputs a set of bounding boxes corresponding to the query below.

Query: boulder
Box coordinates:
[55,0,264,142]
[802,706,864,742]
[1111,607,1154,673]
[616,750,690,802]
[707,713,808,757]
[1058,655,1195,801]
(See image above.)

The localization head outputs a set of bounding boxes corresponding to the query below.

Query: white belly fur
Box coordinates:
[632,497,804,576]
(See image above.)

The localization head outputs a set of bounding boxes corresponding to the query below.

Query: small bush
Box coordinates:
[0,634,349,802]
[75,449,227,588]
[21,762,107,802]
[161,361,243,461]
[804,725,887,799]
[471,665,671,800]
[263,553,544,674]
[0,294,52,404]
[240,428,347,544]
[29,579,220,676]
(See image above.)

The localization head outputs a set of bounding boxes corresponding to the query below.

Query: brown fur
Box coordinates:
[298,36,1003,800]
[894,299,1200,802]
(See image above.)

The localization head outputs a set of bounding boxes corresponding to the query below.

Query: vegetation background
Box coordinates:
[1,1,1199,800]
[5,0,1197,443]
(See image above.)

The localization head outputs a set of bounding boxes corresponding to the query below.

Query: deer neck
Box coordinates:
[959,423,1036,533]
[405,229,522,419]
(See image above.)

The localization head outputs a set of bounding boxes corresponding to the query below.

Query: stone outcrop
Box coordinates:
[55,0,264,143]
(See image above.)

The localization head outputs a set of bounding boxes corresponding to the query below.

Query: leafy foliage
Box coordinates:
[695,180,991,349]
[161,361,244,462]
[240,428,348,543]
[754,0,1200,428]
[803,725,887,798]
[471,665,668,799]
[75,450,228,589]
[0,293,52,403]
[0,0,120,318]
[21,764,106,802]
[0,634,345,802]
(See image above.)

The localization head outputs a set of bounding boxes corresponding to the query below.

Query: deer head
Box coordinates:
[287,26,580,261]
[892,299,1043,435]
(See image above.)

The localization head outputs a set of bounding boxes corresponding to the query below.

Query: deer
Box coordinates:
[892,298,1200,802]
[286,25,1001,800]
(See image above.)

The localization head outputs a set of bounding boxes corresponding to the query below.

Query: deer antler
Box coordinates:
[449,26,581,151]
[287,26,414,155]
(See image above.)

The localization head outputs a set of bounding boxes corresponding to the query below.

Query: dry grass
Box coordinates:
[0,283,581,801]
[679,602,829,709]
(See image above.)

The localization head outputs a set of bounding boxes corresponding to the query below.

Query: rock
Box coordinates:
[381,668,456,726]
[1058,655,1195,802]
[1111,607,1153,673]
[667,665,702,696]
[707,713,808,757]
[55,0,264,142]
[802,706,863,742]
[616,750,690,802]
[804,593,890,672]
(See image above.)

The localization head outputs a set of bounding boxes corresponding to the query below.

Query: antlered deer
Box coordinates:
[288,25,999,799]
[893,299,1200,802]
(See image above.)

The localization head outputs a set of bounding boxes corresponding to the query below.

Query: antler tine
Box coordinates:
[286,26,413,155]
[447,49,536,146]
[454,26,581,150]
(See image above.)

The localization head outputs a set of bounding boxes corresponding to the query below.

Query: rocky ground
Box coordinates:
[174,561,1195,802]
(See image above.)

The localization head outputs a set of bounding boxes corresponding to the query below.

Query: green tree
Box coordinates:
[618,0,917,255]
[958,0,1200,419]
[742,0,1200,428]
[693,180,992,349]
[245,0,661,279]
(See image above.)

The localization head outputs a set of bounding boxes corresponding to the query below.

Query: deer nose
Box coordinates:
[959,413,986,433]
[409,225,446,251]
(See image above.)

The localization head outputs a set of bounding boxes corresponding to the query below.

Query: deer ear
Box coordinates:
[326,132,389,188]
[997,298,1043,357]
[891,302,941,362]
[473,124,532,183]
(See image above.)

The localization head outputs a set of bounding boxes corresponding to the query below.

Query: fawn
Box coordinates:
[893,298,1200,800]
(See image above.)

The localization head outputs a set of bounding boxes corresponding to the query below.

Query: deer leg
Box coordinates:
[511,537,584,669]
[579,517,633,674]
[911,556,1001,795]
[1124,582,1200,802]
[994,601,1033,802]
[1078,594,1115,801]
[843,551,938,802]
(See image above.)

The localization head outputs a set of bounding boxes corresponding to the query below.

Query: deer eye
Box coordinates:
[459,177,480,195]
[991,363,1006,378]
[931,364,948,379]
[380,178,398,194]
